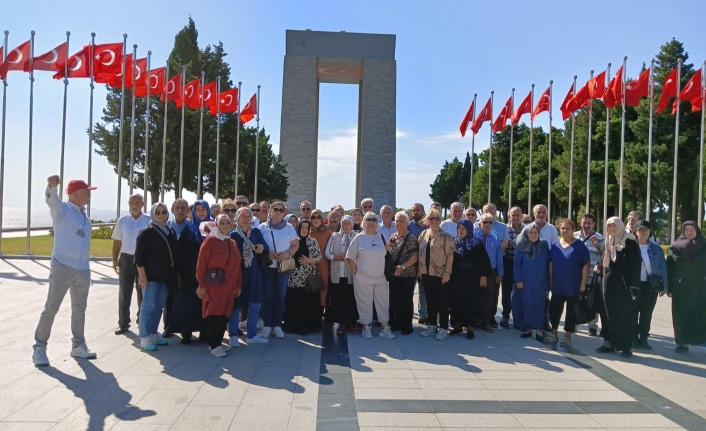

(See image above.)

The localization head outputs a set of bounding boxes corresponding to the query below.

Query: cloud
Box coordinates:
[396,129,410,139]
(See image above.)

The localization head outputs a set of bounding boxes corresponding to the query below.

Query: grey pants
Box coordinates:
[34,259,90,349]
[118,253,142,328]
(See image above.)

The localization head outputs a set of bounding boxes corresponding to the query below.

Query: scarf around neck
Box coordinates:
[149,203,170,235]
[201,214,231,241]
[454,219,479,253]
[234,224,254,268]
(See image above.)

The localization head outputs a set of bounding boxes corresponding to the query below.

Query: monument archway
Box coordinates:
[280,30,396,212]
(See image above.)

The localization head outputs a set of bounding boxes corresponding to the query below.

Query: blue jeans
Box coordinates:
[261,268,289,328]
[139,281,168,338]
[228,302,262,340]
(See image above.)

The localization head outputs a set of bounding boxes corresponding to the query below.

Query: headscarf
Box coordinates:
[285,213,298,231]
[515,223,545,259]
[310,209,329,233]
[340,215,354,250]
[149,203,170,235]
[294,220,312,261]
[604,216,635,266]
[670,220,706,261]
[351,208,363,232]
[454,219,479,253]
[233,208,254,267]
[191,199,212,243]
[200,214,231,241]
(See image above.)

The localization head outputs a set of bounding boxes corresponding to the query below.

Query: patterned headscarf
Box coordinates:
[233,207,254,268]
[454,219,479,253]
[200,214,231,241]
[515,223,546,259]
[310,209,329,233]
[340,215,354,249]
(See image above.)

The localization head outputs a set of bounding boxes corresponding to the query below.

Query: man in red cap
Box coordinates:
[32,175,98,366]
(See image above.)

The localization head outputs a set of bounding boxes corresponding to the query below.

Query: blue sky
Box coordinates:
[2,0,706,221]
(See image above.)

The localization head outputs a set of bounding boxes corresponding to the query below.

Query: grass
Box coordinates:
[0,235,113,257]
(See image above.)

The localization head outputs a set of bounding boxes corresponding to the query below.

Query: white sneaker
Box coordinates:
[257,319,265,330]
[273,326,285,339]
[436,329,449,341]
[70,343,98,359]
[420,326,438,337]
[150,334,168,346]
[238,320,247,331]
[246,335,269,344]
[140,337,157,351]
[379,327,396,339]
[362,326,373,339]
[229,336,240,348]
[32,348,49,366]
[210,346,227,357]
[261,326,272,338]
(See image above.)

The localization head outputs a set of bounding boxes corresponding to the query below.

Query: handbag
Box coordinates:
[573,287,597,324]
[258,246,274,268]
[305,270,325,294]
[641,257,663,291]
[270,229,296,273]
[204,240,231,285]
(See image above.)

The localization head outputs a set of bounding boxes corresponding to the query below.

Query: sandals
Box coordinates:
[560,336,572,347]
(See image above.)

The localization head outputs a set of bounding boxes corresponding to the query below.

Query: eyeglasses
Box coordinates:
[154,210,168,215]
[311,215,322,220]
[466,213,477,217]
[428,217,440,221]
[272,207,285,213]
[251,208,261,213]
[223,208,237,213]
[365,218,378,222]
[236,201,249,206]
[482,221,493,225]
[301,207,311,211]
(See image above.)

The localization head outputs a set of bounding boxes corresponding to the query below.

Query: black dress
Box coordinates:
[283,237,323,333]
[168,224,206,335]
[603,239,641,352]
[450,239,493,328]
[667,249,706,345]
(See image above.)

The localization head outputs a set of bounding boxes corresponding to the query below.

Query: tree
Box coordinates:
[429,157,465,212]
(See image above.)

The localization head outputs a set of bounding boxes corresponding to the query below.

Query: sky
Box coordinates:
[2,0,706,224]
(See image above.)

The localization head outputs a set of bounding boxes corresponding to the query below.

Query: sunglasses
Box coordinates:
[251,208,260,213]
[482,221,493,225]
[154,210,168,215]
[311,215,322,220]
[236,201,248,206]
[301,207,312,211]
[466,213,477,217]
[428,217,440,221]
[365,218,378,222]
[223,208,237,213]
[272,207,285,213]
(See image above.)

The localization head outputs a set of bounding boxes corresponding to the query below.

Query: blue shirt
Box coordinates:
[408,220,427,238]
[46,186,91,270]
[475,230,504,275]
[550,240,590,297]
[169,219,192,240]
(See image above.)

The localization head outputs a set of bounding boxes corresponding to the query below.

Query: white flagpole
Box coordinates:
[508,88,515,210]
[568,75,577,219]
[116,34,127,220]
[197,71,205,199]
[618,56,628,219]
[160,61,169,203]
[25,31,35,254]
[528,84,534,213]
[469,93,477,209]
[59,31,70,199]
[646,60,655,222]
[547,80,553,221]
[178,66,186,197]
[586,70,594,214]
[215,76,221,200]
[603,63,611,231]
[87,33,95,219]
[698,60,706,223]
[670,58,682,243]
[254,85,261,203]
[128,44,137,194]
[488,91,494,203]
[0,31,9,253]
[234,81,242,197]
[143,51,151,211]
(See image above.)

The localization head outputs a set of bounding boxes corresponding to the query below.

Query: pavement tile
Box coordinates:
[512,413,603,428]
[435,412,522,428]
[589,413,681,428]
[169,405,236,431]
[358,412,442,428]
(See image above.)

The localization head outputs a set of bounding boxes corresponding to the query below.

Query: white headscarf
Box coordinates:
[603,216,635,266]
[200,214,232,241]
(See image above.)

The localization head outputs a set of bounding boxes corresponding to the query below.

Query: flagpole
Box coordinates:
[618,56,628,219]
[585,70,594,214]
[469,93,477,209]
[646,60,655,222]
[698,60,706,224]
[670,58,682,243]
[25,31,35,254]
[143,51,151,211]
[488,91,493,203]
[178,66,186,197]
[568,75,577,220]
[116,33,127,220]
[160,61,169,203]
[197,71,205,199]
[254,85,261,203]
[547,80,553,221]
[508,88,515,210]
[603,63,611,232]
[528,85,534,213]
[0,31,9,253]
[59,31,70,200]
[87,33,95,219]
[215,76,221,200]
[128,44,138,194]
[234,81,242,197]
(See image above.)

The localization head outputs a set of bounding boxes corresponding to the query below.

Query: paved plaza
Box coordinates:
[0,258,705,430]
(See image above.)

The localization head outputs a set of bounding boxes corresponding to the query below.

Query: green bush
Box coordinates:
[91,226,114,240]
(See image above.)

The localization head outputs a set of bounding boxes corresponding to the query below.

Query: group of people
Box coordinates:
[30,174,706,366]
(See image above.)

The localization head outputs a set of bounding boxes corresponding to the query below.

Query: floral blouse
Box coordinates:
[288,237,322,289]
[418,228,455,278]
[388,232,420,278]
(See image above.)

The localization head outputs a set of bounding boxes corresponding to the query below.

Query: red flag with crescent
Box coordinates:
[459,99,475,137]
[511,91,531,125]
[180,78,201,109]
[657,66,679,114]
[625,67,651,107]
[559,83,575,121]
[532,87,550,121]
[27,42,67,72]
[0,40,31,79]
[566,81,590,114]
[588,71,606,99]
[470,97,492,134]
[603,66,624,110]
[135,67,166,97]
[53,46,90,79]
[677,69,702,113]
[491,96,512,133]
[162,73,182,103]
[91,42,124,78]
[210,87,239,115]
[201,82,218,108]
[240,93,258,124]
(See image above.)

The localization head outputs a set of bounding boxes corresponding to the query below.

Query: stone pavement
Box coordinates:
[0,258,704,431]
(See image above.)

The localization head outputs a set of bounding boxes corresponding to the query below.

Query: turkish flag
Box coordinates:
[162,73,182,103]
[91,43,124,79]
[672,69,703,114]
[657,66,679,114]
[240,93,258,124]
[96,54,146,88]
[588,71,607,99]
[180,78,201,109]
[0,40,31,79]
[209,87,239,115]
[491,96,512,133]
[52,46,90,79]
[603,66,624,109]
[459,99,475,137]
[625,67,651,107]
[559,83,575,121]
[532,87,550,121]
[135,67,166,97]
[512,91,531,125]
[201,82,219,107]
[566,82,590,113]
[470,97,492,134]
[28,42,68,72]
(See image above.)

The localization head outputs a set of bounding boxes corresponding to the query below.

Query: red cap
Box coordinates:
[66,180,97,195]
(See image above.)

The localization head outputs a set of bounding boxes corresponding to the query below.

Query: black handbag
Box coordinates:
[573,287,597,324]
[641,256,663,291]
[305,270,325,294]
[204,240,231,285]
[259,249,274,268]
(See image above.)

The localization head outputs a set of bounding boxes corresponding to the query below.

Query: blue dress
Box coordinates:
[513,243,550,331]
[550,240,590,297]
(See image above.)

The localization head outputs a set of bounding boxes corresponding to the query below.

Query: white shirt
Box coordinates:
[346,232,387,283]
[259,223,298,269]
[377,222,397,242]
[440,219,460,237]
[639,243,651,281]
[111,213,151,254]
[536,221,559,246]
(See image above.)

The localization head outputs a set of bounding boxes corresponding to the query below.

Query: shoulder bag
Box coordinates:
[270,229,296,273]
[204,239,231,285]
